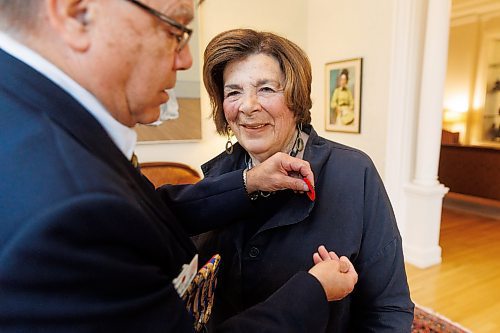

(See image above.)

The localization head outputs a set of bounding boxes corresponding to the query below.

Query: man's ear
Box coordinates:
[45,0,93,51]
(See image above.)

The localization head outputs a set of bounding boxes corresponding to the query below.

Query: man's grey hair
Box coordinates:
[0,1,42,33]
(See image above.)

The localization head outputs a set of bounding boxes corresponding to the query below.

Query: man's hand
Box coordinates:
[308,245,358,302]
[245,152,314,193]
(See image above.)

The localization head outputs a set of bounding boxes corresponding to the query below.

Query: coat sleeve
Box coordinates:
[156,169,254,235]
[216,271,330,333]
[350,161,415,332]
[0,193,195,333]
[0,193,331,333]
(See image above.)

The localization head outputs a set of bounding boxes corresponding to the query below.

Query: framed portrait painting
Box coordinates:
[325,58,363,133]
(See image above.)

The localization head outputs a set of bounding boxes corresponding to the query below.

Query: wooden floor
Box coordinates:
[135,98,201,142]
[405,207,500,333]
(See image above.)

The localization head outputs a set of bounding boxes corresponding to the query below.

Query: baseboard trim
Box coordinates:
[443,192,500,219]
[404,243,442,268]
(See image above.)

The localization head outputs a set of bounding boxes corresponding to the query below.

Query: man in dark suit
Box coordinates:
[0,0,358,332]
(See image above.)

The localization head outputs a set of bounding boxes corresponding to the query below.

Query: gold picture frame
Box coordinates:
[325,58,363,133]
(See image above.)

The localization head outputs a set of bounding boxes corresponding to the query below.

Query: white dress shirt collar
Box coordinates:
[0,32,137,159]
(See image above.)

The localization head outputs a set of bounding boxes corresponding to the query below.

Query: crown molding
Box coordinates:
[450,15,478,27]
[451,0,500,22]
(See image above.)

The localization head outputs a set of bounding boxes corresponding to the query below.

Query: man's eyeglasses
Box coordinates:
[125,0,193,52]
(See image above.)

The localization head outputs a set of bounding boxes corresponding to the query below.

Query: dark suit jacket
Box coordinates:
[196,125,414,332]
[0,49,330,332]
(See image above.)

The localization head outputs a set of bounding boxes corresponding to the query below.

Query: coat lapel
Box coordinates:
[257,126,331,233]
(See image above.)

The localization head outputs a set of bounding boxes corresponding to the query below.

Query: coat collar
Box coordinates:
[202,124,331,234]
[0,49,196,255]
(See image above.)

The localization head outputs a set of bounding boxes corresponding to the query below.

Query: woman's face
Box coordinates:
[339,74,348,88]
[222,53,296,163]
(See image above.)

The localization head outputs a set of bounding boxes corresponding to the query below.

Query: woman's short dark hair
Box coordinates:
[203,29,312,136]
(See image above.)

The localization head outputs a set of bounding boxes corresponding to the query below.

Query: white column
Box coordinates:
[413,0,452,186]
[384,0,425,240]
[404,0,451,268]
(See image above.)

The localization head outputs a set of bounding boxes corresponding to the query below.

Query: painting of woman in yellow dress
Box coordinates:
[326,58,362,133]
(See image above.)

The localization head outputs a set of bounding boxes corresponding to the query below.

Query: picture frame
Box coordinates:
[325,58,363,133]
[135,97,202,143]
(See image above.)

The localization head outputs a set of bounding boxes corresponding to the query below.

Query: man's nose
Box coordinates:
[174,45,193,70]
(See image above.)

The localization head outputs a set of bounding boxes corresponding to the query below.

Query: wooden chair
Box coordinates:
[140,162,201,188]
[441,129,460,145]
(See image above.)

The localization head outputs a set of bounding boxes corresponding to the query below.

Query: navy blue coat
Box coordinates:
[196,125,415,332]
[0,49,331,333]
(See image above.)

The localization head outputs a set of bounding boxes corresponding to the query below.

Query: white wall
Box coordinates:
[137,0,396,177]
[307,0,395,175]
[198,0,307,45]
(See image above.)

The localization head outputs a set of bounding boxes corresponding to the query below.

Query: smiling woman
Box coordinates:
[195,28,414,332]
[221,53,297,163]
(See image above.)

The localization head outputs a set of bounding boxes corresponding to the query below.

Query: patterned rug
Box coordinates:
[412,304,472,333]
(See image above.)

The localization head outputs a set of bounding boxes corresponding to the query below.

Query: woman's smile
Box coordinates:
[240,122,270,131]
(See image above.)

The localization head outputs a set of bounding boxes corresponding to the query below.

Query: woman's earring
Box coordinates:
[296,123,304,152]
[225,127,234,155]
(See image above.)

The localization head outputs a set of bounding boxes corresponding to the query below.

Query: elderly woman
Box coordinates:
[196,29,414,332]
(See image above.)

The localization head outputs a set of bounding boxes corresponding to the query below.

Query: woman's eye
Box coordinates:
[260,87,275,93]
[225,91,240,98]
